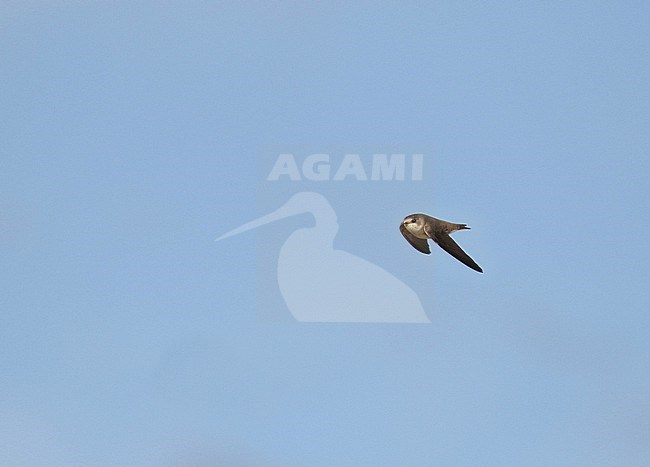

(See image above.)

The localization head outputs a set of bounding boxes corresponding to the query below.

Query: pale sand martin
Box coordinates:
[400,214,483,273]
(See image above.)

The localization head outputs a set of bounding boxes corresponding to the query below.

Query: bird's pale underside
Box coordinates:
[400,214,483,273]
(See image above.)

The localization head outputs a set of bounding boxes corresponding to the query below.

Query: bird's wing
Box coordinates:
[400,223,430,254]
[425,225,483,273]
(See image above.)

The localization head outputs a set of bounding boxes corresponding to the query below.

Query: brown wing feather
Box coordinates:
[400,223,430,254]
[425,225,483,273]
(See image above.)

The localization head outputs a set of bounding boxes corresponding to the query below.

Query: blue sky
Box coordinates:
[1,2,649,465]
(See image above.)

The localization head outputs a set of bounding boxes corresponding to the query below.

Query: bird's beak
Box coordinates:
[215,200,303,241]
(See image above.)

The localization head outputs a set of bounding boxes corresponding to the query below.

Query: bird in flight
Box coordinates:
[400,214,483,273]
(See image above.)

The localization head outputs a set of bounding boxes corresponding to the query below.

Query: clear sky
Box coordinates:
[1,2,649,465]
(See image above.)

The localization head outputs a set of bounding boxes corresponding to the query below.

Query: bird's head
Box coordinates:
[403,214,425,234]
